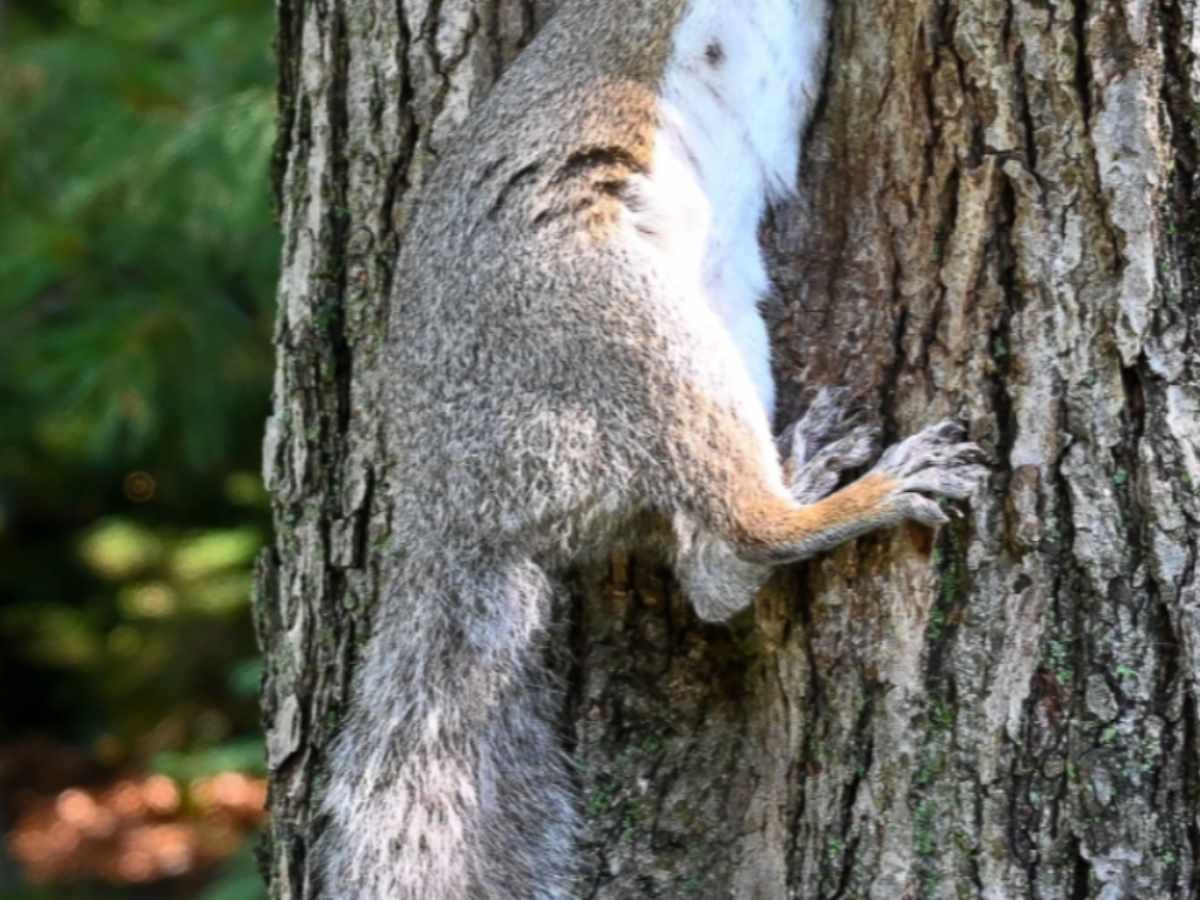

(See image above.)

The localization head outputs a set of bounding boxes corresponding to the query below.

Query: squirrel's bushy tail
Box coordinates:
[318,549,577,900]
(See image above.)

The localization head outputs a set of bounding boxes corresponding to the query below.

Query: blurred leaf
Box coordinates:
[185,571,256,616]
[0,603,103,668]
[172,528,262,581]
[228,659,264,699]
[79,518,165,580]
[116,581,178,620]
[199,843,267,900]
[224,471,269,509]
[152,736,266,780]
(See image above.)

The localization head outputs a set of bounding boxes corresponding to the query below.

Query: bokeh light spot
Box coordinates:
[123,470,157,503]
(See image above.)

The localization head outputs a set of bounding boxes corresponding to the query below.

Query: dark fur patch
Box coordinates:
[553,146,648,184]
[486,162,542,220]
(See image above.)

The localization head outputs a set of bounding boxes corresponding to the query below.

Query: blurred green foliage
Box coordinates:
[0,0,277,896]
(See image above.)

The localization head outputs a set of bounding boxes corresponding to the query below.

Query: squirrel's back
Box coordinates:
[388,0,827,558]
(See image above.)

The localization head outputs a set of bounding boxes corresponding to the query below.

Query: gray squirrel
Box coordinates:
[318,0,987,897]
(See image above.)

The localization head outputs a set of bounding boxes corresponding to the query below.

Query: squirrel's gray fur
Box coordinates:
[317,1,987,897]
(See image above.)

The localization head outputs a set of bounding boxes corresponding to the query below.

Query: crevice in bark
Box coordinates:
[418,0,450,165]
[1072,1,1127,283]
[880,306,908,447]
[989,159,1021,526]
[422,0,483,164]
[273,0,304,215]
[1184,687,1200,898]
[281,94,313,273]
[1160,0,1200,316]
[252,551,282,889]
[1120,365,1147,443]
[1144,593,1180,883]
[379,7,416,300]
[1012,42,1038,178]
[561,570,591,763]
[483,0,502,78]
[329,1,353,440]
[1006,743,1036,882]
[935,530,970,650]
[966,819,985,895]
[783,586,816,891]
[382,67,414,181]
[1071,0,1093,128]
[828,696,873,900]
[805,9,837,152]
[1070,833,1090,899]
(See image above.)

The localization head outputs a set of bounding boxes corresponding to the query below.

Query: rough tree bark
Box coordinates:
[257,0,1200,897]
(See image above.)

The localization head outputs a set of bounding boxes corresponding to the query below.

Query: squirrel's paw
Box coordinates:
[779,389,879,505]
[873,420,989,527]
[788,424,880,506]
[778,387,854,466]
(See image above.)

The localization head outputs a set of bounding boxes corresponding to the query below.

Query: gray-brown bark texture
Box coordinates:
[257,0,1200,897]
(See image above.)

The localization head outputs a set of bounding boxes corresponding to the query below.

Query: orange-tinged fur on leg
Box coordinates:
[731,472,900,564]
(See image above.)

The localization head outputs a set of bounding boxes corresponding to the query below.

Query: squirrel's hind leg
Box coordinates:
[676,384,986,579]
[676,389,878,622]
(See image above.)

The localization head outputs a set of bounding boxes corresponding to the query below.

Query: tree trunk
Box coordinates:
[257,0,1200,897]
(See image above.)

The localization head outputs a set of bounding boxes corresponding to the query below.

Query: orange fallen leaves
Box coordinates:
[7,771,266,886]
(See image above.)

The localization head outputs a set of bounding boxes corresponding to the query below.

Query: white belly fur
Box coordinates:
[623,0,826,425]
